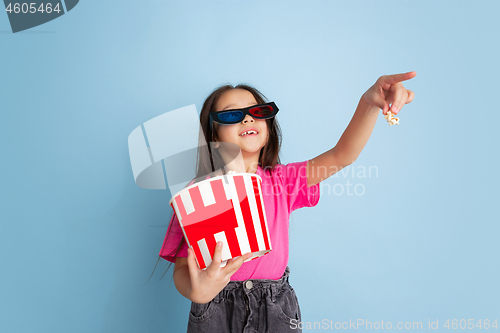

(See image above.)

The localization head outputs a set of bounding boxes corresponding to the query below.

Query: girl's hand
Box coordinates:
[187,241,252,304]
[361,71,416,115]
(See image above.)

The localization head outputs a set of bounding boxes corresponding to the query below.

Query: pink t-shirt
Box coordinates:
[159,159,321,280]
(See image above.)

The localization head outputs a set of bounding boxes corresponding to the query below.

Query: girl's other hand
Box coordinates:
[187,241,252,304]
[361,71,416,116]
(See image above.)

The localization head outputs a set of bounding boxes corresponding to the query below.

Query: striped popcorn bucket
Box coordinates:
[169,172,272,270]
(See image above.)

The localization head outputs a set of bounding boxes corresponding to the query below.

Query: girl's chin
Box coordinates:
[239,146,265,154]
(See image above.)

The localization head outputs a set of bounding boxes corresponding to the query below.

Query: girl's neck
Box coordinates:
[241,151,260,174]
[244,162,259,174]
[224,153,260,174]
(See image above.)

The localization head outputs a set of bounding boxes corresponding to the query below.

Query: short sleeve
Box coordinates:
[159,212,189,263]
[279,159,320,213]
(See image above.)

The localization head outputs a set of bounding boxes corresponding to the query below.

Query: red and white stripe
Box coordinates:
[171,174,271,270]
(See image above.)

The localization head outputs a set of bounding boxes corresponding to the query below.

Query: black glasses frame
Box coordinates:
[210,102,279,129]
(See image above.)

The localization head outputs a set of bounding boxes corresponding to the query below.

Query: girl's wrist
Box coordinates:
[359,96,380,113]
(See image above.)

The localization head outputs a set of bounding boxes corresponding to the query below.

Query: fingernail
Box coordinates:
[217,242,222,247]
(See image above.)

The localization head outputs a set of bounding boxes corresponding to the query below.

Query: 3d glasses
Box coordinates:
[210,102,279,128]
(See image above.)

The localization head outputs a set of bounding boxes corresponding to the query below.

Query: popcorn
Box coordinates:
[384,110,399,126]
[227,170,236,174]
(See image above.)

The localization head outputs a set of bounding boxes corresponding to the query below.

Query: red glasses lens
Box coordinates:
[249,105,274,118]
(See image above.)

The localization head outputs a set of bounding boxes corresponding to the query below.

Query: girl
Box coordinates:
[157,72,416,332]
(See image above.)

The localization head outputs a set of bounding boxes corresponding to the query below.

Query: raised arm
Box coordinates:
[307,72,416,187]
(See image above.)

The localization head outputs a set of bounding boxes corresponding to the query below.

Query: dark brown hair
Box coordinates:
[144,84,282,284]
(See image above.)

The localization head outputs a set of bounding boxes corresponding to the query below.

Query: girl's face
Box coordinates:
[213,89,269,158]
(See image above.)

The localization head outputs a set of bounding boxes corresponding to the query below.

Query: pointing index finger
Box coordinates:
[381,71,416,85]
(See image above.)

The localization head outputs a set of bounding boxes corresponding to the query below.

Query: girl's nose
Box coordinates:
[241,114,255,123]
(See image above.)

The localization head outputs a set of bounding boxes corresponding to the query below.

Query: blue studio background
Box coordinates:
[1,1,499,332]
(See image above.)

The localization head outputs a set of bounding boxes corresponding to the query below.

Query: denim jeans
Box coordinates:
[187,266,302,333]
